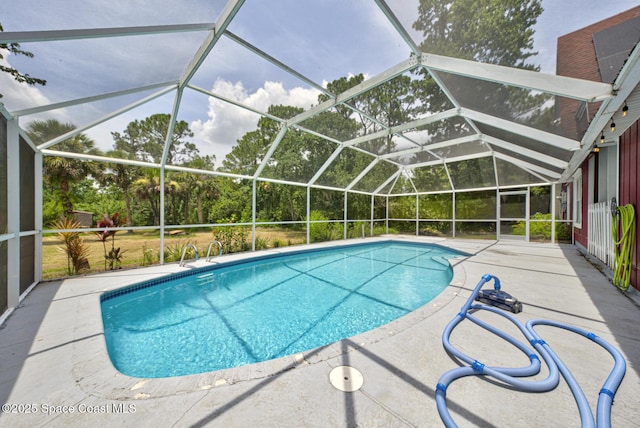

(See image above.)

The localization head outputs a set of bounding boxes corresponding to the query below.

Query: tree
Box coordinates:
[353,75,418,154]
[96,149,142,229]
[111,113,197,165]
[173,155,218,224]
[318,74,365,121]
[0,22,46,98]
[220,105,306,223]
[27,119,102,218]
[414,0,542,67]
[131,169,162,226]
[412,0,544,115]
[221,105,300,175]
[410,0,547,188]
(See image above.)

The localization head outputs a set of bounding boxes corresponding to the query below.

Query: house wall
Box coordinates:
[619,121,639,290]
[574,162,589,249]
[556,6,640,140]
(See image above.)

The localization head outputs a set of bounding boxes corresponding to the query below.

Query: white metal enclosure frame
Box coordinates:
[2,0,640,313]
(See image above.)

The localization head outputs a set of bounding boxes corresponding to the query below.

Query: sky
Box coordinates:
[1,0,639,164]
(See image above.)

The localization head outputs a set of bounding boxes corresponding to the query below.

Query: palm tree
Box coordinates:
[27,119,102,218]
[98,149,142,230]
[132,170,162,226]
[132,169,180,226]
[177,155,218,224]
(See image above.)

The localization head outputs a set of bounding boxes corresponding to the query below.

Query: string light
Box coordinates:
[622,102,628,117]
[593,145,600,153]
[611,120,616,132]
[601,133,605,144]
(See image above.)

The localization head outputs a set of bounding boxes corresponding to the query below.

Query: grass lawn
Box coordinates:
[42,227,307,280]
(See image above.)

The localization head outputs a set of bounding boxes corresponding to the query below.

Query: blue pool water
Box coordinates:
[101,241,464,378]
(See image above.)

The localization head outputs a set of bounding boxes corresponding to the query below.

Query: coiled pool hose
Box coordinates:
[436,274,626,428]
[612,204,636,291]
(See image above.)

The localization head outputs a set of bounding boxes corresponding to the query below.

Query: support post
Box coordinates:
[343,192,348,240]
[7,119,19,307]
[306,186,311,245]
[35,150,43,282]
[159,168,165,264]
[252,179,256,251]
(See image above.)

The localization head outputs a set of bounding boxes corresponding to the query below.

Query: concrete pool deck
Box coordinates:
[1,237,639,427]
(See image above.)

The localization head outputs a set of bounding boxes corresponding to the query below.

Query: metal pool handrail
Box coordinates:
[205,240,223,262]
[179,243,199,267]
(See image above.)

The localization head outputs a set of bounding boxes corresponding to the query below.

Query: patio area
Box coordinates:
[1,237,639,427]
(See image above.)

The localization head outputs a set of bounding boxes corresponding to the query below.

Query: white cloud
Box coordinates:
[190,79,321,161]
[0,55,52,114]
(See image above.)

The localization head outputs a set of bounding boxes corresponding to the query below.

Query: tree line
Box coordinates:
[7,0,550,231]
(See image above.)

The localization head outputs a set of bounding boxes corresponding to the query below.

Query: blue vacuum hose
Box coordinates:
[435,274,626,428]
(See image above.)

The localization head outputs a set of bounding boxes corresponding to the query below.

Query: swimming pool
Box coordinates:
[101,241,465,378]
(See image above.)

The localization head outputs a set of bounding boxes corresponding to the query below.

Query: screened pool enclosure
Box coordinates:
[1,1,637,314]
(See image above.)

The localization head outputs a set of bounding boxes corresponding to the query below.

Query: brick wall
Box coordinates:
[556,6,640,139]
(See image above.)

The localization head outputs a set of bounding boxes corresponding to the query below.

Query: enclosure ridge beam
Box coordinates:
[518,165,553,184]
[426,69,483,135]
[308,146,345,186]
[493,152,561,179]
[481,135,568,169]
[388,108,459,135]
[164,164,250,181]
[40,148,258,182]
[373,169,402,195]
[40,149,162,168]
[407,151,493,169]
[343,103,393,134]
[346,158,380,191]
[405,168,419,193]
[373,0,421,56]
[289,124,344,145]
[253,125,288,178]
[188,84,286,124]
[460,108,581,151]
[36,85,176,150]
[378,134,479,160]
[396,134,434,156]
[12,81,179,117]
[420,52,613,102]
[179,0,246,89]
[377,144,435,161]
[0,23,215,43]
[223,31,329,95]
[160,88,184,167]
[342,108,459,148]
[287,57,419,126]
[310,182,367,195]
[373,171,399,195]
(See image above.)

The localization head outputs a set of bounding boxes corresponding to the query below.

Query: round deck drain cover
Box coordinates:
[329,366,363,392]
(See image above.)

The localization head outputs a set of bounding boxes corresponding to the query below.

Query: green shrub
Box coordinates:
[309,210,332,242]
[51,218,90,275]
[141,243,157,266]
[254,236,270,250]
[164,240,196,263]
[347,221,368,238]
[514,213,572,241]
[212,224,249,253]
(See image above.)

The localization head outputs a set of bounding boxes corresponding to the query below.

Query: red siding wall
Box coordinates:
[574,162,589,249]
[619,122,640,291]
